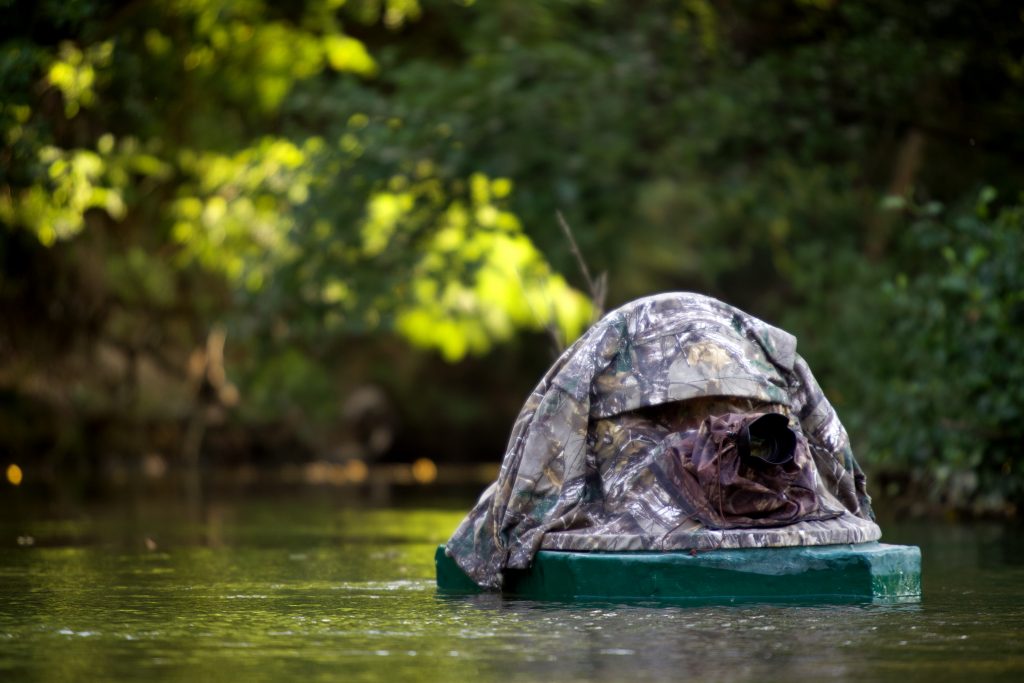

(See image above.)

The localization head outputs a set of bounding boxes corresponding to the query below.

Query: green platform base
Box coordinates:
[436,542,921,604]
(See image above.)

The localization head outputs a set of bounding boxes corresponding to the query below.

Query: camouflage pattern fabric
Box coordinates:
[673,411,837,529]
[445,292,879,590]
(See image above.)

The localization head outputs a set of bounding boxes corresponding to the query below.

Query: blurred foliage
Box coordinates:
[1,0,1023,512]
[854,192,1024,509]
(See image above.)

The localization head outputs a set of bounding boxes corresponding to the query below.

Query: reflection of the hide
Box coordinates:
[439,594,919,682]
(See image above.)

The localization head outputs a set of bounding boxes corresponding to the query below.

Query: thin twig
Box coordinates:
[556,210,607,321]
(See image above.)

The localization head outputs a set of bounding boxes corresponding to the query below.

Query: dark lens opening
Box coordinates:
[740,413,796,465]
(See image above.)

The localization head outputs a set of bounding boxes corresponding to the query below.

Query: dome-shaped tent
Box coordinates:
[446,293,879,590]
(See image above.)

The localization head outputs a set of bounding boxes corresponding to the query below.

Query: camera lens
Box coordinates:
[740,413,796,465]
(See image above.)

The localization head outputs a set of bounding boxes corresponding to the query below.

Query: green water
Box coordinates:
[1,492,1022,682]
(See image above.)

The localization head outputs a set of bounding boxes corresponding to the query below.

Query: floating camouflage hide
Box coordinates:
[446,293,880,589]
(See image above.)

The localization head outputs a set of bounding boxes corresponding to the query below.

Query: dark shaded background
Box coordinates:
[1,0,1022,515]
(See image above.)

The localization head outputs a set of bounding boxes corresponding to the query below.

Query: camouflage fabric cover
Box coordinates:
[446,292,879,589]
[671,411,837,529]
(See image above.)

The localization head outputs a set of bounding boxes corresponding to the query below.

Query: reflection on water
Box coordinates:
[1,492,1022,682]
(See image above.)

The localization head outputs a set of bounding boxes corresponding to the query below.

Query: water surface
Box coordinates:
[1,492,1021,681]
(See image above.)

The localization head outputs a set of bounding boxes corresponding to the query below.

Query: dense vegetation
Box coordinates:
[2,0,1022,513]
